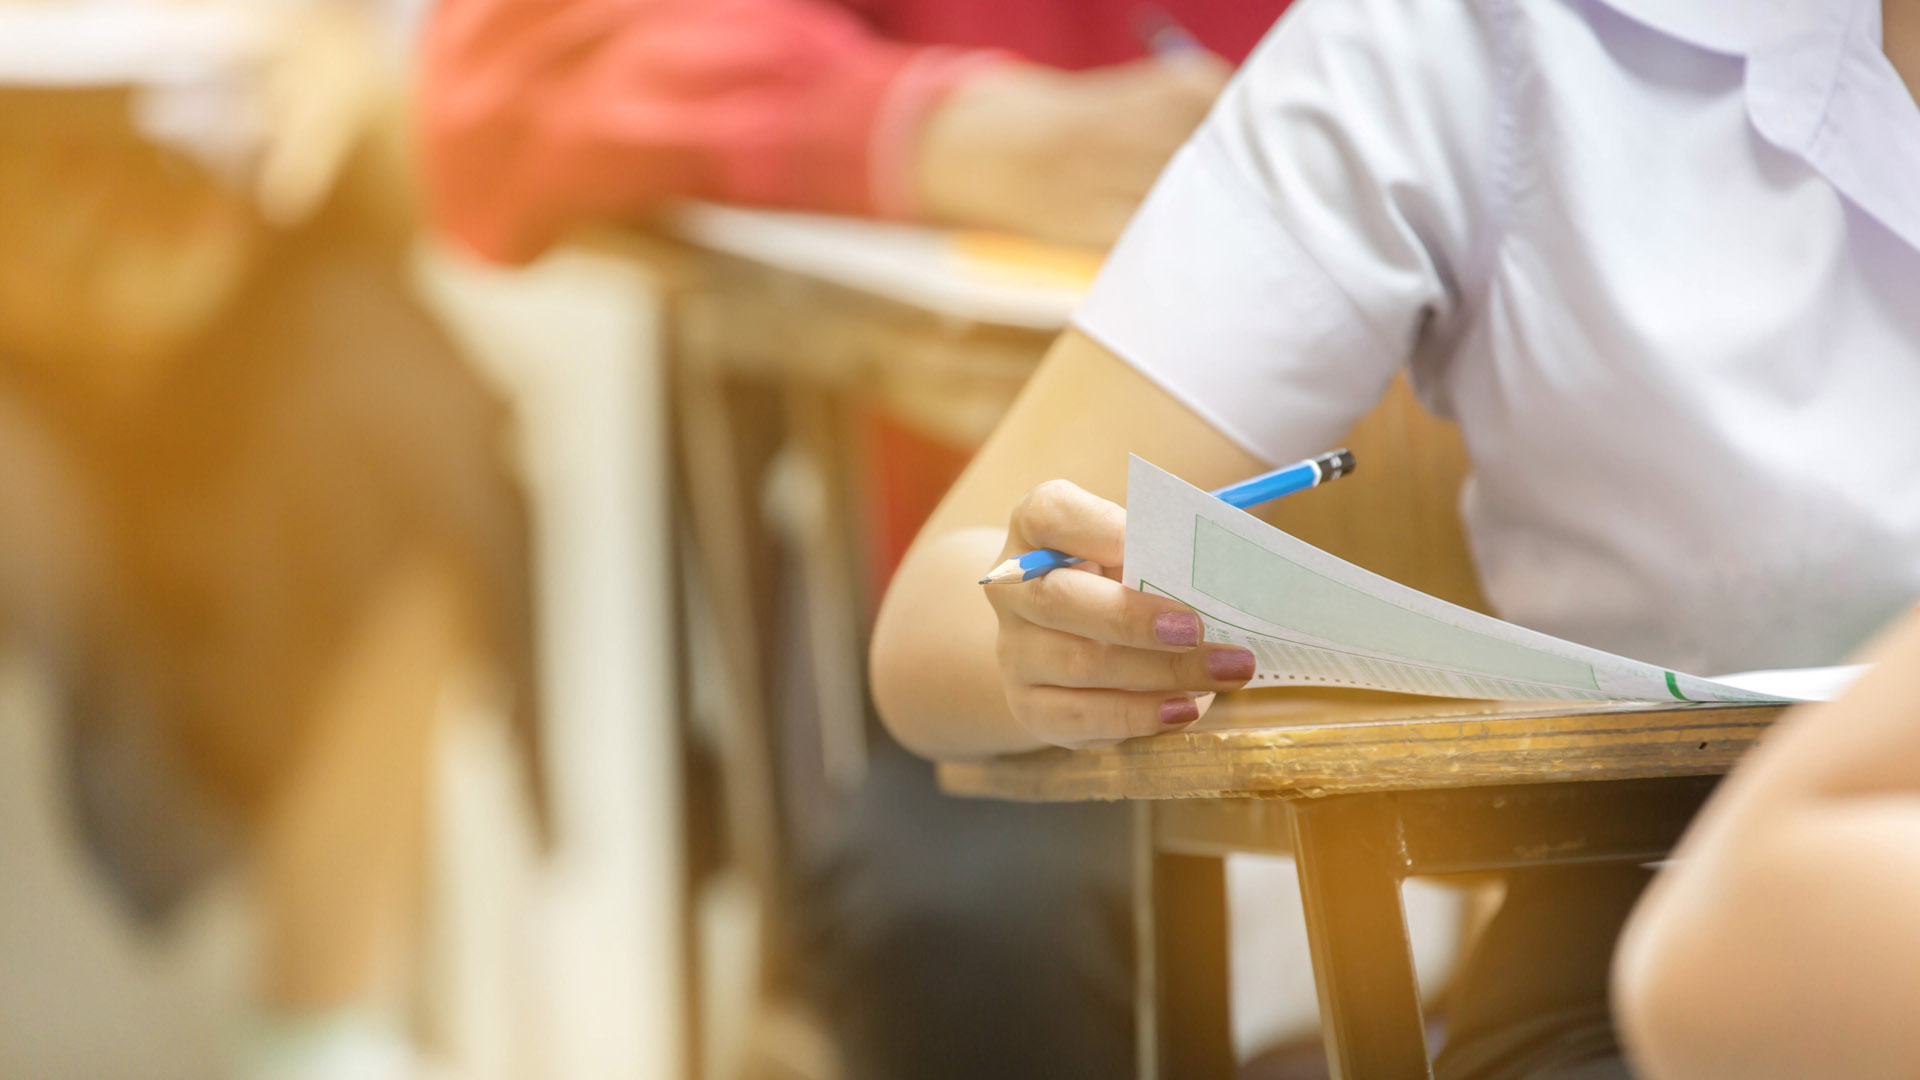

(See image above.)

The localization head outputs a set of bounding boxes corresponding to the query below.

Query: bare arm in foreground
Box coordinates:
[1616,609,1920,1079]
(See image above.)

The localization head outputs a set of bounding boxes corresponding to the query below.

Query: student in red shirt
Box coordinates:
[418,0,1281,257]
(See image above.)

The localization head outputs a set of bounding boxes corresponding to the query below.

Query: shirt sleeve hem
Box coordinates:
[1073,140,1404,465]
[1070,317,1295,468]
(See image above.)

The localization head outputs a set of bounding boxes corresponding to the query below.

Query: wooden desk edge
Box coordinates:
[937,701,1786,803]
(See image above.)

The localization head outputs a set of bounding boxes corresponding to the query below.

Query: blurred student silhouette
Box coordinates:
[421,2,1293,1077]
[0,6,536,1079]
[420,0,1276,255]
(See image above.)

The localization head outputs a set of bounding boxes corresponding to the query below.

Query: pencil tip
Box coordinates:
[979,558,1025,585]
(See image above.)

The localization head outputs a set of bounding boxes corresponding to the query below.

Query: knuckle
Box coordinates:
[1018,479,1077,534]
[1024,572,1069,624]
[1025,691,1086,745]
[1102,595,1138,643]
[1006,686,1044,730]
[1059,636,1105,684]
[1132,703,1169,739]
[1055,694,1091,730]
[1108,695,1149,739]
[1010,485,1040,526]
[1034,477,1079,502]
[1080,692,1119,732]
[1065,691,1108,733]
[1162,650,1190,687]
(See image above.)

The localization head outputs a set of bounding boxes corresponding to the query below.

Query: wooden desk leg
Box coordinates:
[1134,804,1235,1080]
[1289,795,1431,1080]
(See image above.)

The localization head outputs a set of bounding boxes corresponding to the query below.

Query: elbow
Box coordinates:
[1614,890,1706,1080]
[869,524,1030,760]
[867,588,947,761]
[1614,870,1772,1080]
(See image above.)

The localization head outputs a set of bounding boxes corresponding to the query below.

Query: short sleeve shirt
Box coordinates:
[1076,0,1920,674]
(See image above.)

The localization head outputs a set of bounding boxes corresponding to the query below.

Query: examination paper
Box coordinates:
[1123,456,1857,705]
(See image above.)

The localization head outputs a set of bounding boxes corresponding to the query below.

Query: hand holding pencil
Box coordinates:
[977,450,1354,748]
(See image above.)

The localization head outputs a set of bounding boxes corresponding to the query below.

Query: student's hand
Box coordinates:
[913,57,1230,249]
[985,479,1258,748]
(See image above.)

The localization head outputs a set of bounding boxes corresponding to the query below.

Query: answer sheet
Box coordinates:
[1123,457,1855,705]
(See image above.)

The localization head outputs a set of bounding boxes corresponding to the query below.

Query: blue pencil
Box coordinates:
[978,449,1357,585]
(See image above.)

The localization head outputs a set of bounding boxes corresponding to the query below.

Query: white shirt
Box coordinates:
[1077,0,1920,675]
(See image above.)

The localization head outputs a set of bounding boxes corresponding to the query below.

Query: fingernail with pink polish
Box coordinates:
[1160,697,1200,726]
[1207,647,1256,682]
[1154,612,1201,647]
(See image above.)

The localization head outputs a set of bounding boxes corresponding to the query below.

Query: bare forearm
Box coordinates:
[1620,801,1920,1080]
[1619,612,1920,1078]
[871,525,1044,759]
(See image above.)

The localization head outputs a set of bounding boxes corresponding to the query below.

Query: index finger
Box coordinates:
[1009,479,1127,568]
[994,561,1209,652]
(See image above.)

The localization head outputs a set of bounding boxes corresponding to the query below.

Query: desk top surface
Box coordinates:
[936,689,1788,802]
[666,203,1094,330]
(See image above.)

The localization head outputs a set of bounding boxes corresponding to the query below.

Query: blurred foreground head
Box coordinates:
[0,0,382,394]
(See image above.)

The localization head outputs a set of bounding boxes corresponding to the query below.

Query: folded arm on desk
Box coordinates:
[419,0,992,262]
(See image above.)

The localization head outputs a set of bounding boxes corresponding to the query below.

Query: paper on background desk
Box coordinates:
[665,203,1095,330]
[1124,457,1861,705]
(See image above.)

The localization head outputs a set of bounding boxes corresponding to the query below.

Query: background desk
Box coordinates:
[941,692,1786,1080]
[660,207,1067,868]
[416,214,992,1080]
[650,207,1083,1078]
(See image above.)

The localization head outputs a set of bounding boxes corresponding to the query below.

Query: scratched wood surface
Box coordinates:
[937,688,1788,802]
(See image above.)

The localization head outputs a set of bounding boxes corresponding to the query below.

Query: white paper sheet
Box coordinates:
[1710,665,1865,701]
[665,203,1086,330]
[1123,456,1858,705]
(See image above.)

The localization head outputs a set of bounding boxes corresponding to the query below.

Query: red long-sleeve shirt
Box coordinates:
[420,0,1282,262]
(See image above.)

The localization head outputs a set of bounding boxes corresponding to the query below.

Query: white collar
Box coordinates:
[1599,0,1920,253]
[1593,0,1791,55]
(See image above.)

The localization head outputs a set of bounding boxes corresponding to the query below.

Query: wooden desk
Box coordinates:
[639,221,1065,1075]
[940,691,1787,1080]
[664,237,1054,884]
